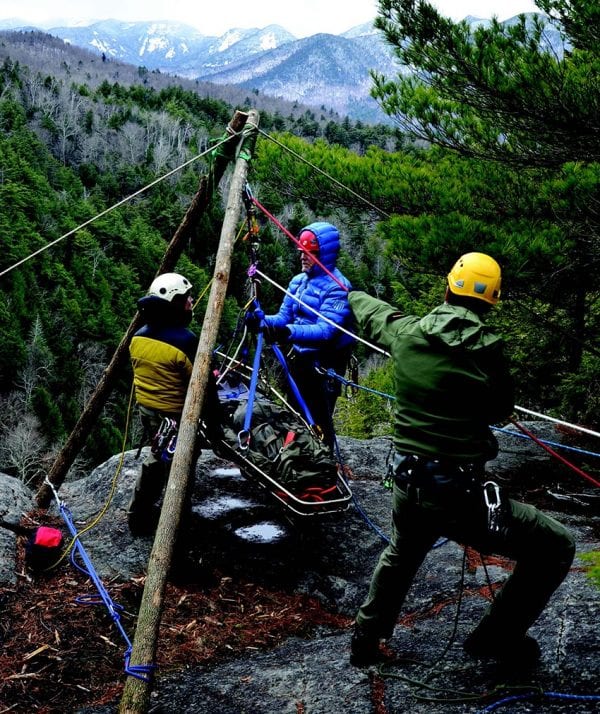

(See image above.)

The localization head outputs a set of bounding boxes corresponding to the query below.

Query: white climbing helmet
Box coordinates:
[147,273,192,302]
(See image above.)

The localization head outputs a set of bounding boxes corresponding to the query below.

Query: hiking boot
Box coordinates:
[350,623,390,667]
[464,628,541,668]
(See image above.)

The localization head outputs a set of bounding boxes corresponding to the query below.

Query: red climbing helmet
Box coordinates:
[297,229,320,253]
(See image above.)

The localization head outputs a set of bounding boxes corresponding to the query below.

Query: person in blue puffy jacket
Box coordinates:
[261,221,355,449]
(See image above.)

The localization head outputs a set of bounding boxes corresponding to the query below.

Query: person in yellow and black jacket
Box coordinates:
[127,272,209,537]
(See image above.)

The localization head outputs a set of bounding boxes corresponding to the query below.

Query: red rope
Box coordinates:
[510,418,600,489]
[250,196,349,293]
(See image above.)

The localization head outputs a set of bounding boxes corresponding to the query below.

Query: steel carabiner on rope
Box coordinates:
[237,428,251,451]
[483,480,502,533]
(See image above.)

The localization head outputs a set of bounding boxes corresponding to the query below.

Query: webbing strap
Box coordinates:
[241,310,266,442]
[245,299,315,429]
[270,343,315,426]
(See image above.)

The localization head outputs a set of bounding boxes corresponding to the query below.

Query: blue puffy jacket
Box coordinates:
[264,222,355,354]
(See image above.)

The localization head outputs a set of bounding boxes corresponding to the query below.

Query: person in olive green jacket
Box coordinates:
[349,253,575,670]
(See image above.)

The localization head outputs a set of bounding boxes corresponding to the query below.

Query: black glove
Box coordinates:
[263,325,291,344]
[244,310,261,332]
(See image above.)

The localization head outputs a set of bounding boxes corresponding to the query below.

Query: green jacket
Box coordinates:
[349,292,514,462]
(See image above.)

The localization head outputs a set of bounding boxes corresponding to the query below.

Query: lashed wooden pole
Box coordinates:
[118,109,259,714]
[36,110,249,508]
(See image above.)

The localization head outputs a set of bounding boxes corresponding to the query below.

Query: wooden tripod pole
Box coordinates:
[36,110,250,508]
[118,109,259,714]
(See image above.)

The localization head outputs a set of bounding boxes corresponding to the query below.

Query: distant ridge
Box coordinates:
[0,14,563,124]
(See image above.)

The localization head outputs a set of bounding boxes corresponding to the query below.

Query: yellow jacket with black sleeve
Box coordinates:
[129,319,197,416]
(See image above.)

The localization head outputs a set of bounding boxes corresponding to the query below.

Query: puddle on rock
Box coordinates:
[233,521,288,544]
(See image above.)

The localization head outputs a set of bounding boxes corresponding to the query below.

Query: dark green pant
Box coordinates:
[356,482,575,641]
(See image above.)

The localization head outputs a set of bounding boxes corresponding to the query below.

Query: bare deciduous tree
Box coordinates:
[0,413,47,485]
[77,341,108,408]
[16,315,54,404]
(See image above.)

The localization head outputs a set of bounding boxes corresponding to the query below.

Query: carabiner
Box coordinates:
[237,429,250,451]
[483,480,502,533]
[483,480,501,509]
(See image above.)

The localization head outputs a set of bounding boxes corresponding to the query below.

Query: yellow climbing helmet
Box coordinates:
[447,252,502,305]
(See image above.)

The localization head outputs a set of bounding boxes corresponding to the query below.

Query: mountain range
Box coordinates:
[0,15,564,124]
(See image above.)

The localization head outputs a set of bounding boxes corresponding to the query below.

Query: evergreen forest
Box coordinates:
[0,0,598,489]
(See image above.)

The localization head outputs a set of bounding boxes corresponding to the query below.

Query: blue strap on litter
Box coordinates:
[245,299,315,428]
[240,307,266,448]
[270,343,315,426]
[57,498,155,682]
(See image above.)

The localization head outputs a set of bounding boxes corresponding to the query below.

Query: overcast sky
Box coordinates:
[2,0,540,37]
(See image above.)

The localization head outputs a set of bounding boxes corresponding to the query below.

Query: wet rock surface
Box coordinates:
[1,425,599,712]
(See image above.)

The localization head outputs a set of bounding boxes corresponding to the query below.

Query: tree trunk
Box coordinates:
[118,109,259,714]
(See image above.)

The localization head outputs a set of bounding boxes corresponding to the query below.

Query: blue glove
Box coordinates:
[264,325,291,344]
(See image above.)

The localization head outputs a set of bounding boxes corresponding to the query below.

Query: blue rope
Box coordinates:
[480,690,600,712]
[324,367,600,461]
[351,493,390,544]
[323,367,395,400]
[245,300,315,427]
[60,502,155,682]
[492,425,600,459]
[270,343,316,426]
[480,692,537,711]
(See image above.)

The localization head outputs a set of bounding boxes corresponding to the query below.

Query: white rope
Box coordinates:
[0,133,235,279]
[216,326,250,386]
[255,271,600,442]
[514,406,600,439]
[254,268,390,356]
